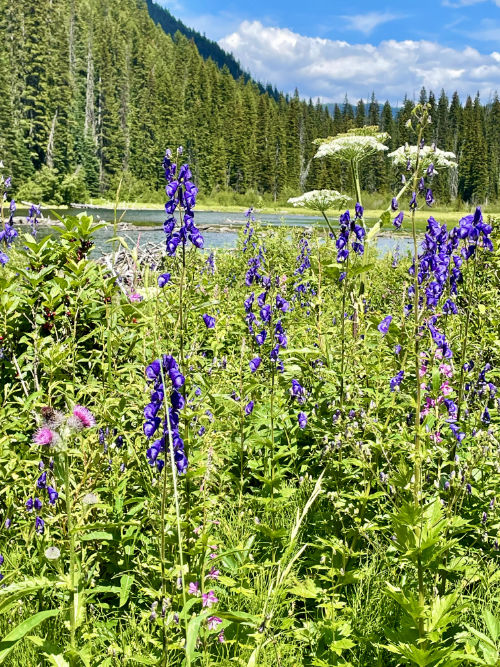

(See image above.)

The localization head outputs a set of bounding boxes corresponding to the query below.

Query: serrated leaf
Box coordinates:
[0,609,59,662]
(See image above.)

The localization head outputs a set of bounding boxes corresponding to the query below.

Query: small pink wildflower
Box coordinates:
[440,382,453,396]
[218,631,225,643]
[188,582,200,596]
[207,567,220,580]
[439,363,453,378]
[202,590,218,608]
[430,431,442,443]
[72,405,96,429]
[434,348,443,360]
[129,293,143,302]
[193,525,203,535]
[33,427,57,446]
[207,616,222,630]
[420,382,428,391]
[419,365,428,378]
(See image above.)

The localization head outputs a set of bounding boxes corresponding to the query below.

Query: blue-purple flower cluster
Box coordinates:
[293,236,315,312]
[242,208,255,252]
[0,177,17,266]
[336,206,365,263]
[162,148,203,256]
[144,355,188,474]
[407,208,493,318]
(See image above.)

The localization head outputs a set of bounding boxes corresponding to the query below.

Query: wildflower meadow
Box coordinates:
[0,104,499,666]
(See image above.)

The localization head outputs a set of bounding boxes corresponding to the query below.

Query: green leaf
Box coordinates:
[484,609,500,642]
[0,609,59,662]
[0,577,62,614]
[80,531,115,541]
[119,574,134,607]
[186,612,208,663]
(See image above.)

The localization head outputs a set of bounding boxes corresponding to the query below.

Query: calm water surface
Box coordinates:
[13,206,414,255]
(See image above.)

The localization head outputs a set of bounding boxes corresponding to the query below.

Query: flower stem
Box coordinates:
[340,253,349,408]
[410,117,426,640]
[64,450,77,660]
[453,246,479,460]
[321,210,336,240]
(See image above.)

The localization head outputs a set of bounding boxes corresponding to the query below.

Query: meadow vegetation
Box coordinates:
[0,106,498,666]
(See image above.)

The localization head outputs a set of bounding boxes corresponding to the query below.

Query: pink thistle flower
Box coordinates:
[72,405,96,429]
[33,427,57,446]
[439,363,453,378]
[188,582,200,596]
[207,567,220,581]
[202,590,218,608]
[207,616,222,630]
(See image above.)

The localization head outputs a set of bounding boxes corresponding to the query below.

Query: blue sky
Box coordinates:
[159,0,500,103]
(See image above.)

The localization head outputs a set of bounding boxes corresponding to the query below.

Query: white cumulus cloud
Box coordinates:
[219,21,500,103]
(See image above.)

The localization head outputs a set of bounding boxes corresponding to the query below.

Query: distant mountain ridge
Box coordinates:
[145,0,280,100]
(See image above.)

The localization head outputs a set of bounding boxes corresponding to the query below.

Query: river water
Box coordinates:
[12,206,414,256]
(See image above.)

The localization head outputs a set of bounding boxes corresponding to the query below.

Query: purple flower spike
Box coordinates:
[298,412,307,429]
[245,401,254,416]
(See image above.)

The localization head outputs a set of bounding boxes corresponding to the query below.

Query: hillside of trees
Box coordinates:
[1,0,499,205]
[145,0,280,101]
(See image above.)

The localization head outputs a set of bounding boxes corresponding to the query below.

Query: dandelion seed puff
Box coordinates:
[82,493,99,506]
[45,546,60,560]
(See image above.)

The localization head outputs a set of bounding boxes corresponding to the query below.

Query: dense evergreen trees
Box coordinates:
[1,0,498,205]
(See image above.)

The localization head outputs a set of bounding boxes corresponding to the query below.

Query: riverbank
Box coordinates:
[72,199,498,223]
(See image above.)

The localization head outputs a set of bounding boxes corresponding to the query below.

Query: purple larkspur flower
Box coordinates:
[35,516,45,534]
[255,330,267,346]
[203,314,216,329]
[390,370,404,392]
[377,315,392,335]
[298,412,307,429]
[245,401,254,415]
[391,197,398,211]
[47,486,58,505]
[249,357,261,373]
[158,273,171,288]
[393,212,404,229]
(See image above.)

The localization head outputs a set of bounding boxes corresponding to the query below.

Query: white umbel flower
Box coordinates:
[288,190,351,212]
[314,126,389,162]
[388,145,456,172]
